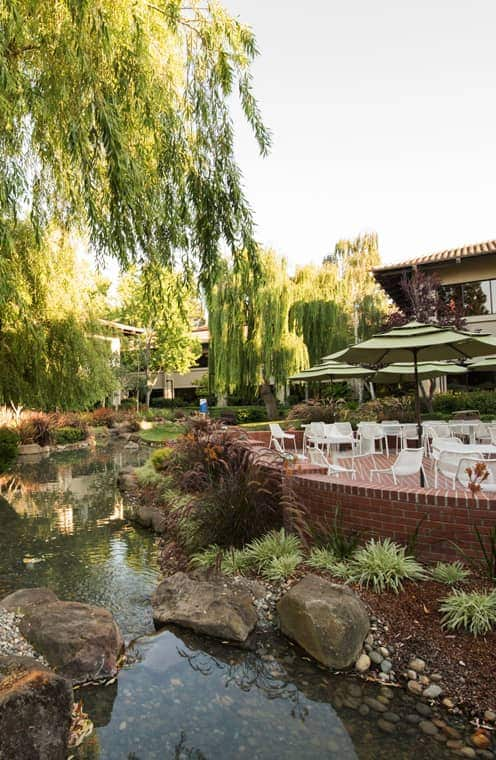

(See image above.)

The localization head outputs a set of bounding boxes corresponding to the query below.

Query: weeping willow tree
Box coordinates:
[208,250,308,417]
[289,233,387,364]
[0,222,117,409]
[0,1,269,285]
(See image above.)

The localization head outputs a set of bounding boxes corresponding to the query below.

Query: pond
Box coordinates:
[0,445,467,759]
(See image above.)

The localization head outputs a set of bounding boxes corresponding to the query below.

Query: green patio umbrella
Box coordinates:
[373,361,467,384]
[468,356,496,371]
[339,321,496,485]
[290,360,373,382]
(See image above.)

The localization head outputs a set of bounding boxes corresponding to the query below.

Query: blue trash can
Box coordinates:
[199,398,208,415]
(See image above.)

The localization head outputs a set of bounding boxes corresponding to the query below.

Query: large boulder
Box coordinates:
[0,655,73,760]
[277,574,369,669]
[152,572,258,643]
[0,587,58,615]
[19,602,124,684]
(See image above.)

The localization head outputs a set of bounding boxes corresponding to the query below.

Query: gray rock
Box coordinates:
[380,659,392,674]
[0,587,58,615]
[355,653,371,673]
[369,650,383,665]
[419,720,438,736]
[415,701,432,717]
[409,657,426,673]
[19,601,123,683]
[363,697,387,713]
[0,655,73,759]
[407,679,423,696]
[277,575,369,669]
[423,684,443,699]
[377,718,396,734]
[152,572,257,643]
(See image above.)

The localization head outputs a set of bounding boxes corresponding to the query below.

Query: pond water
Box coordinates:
[0,445,467,759]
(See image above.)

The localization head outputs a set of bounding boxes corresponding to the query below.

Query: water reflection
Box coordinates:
[0,445,159,640]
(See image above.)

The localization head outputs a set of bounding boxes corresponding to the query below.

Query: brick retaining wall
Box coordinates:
[245,431,496,563]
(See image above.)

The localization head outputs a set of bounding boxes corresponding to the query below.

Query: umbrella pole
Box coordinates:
[413,349,425,487]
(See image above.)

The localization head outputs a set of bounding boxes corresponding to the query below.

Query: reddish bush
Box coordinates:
[90,407,117,427]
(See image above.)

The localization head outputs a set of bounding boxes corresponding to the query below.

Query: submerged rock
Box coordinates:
[19,601,124,684]
[0,587,58,616]
[277,574,369,669]
[0,655,73,760]
[152,572,258,643]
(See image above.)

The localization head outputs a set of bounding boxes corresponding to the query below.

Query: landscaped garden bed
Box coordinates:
[121,416,496,743]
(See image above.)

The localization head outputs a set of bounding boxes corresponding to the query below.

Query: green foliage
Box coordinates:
[0,224,117,410]
[208,250,309,398]
[0,1,269,281]
[244,529,302,572]
[134,461,163,488]
[317,507,361,560]
[345,538,427,593]
[307,547,341,571]
[287,400,343,424]
[339,397,414,426]
[261,552,302,581]
[190,546,251,576]
[117,265,201,382]
[440,590,496,636]
[210,406,268,424]
[150,446,175,472]
[51,426,86,444]
[429,561,470,585]
[190,545,222,570]
[433,391,496,416]
[0,427,19,472]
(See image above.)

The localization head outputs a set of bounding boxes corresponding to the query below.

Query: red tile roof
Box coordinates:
[373,239,496,273]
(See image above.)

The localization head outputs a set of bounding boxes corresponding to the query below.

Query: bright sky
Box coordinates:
[224,0,496,270]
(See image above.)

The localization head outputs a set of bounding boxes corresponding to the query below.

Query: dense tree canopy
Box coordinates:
[116,265,202,403]
[290,233,387,364]
[0,0,269,285]
[208,250,308,407]
[0,223,116,409]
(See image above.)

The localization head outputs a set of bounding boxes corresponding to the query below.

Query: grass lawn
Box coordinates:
[139,423,185,443]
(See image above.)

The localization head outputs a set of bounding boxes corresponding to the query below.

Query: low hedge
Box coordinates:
[0,427,20,472]
[432,390,496,416]
[52,426,87,444]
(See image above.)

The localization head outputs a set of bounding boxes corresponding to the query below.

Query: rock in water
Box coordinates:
[277,574,369,669]
[0,655,73,760]
[0,587,58,615]
[152,572,258,643]
[19,602,124,684]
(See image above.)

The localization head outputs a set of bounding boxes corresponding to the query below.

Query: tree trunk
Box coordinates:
[260,382,278,420]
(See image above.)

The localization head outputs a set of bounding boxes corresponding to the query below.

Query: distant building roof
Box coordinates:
[98,318,146,335]
[373,239,496,274]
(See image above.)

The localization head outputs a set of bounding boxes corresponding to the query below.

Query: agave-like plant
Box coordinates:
[345,537,427,593]
[261,552,302,581]
[244,529,303,572]
[429,561,470,586]
[440,589,496,636]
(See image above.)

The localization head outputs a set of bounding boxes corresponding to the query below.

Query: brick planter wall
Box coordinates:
[287,473,496,563]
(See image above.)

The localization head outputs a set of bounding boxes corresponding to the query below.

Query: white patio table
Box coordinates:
[432,441,496,458]
[448,420,481,444]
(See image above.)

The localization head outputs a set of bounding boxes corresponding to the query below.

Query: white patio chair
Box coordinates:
[435,450,483,488]
[487,424,496,446]
[303,421,326,453]
[455,457,496,492]
[474,422,491,443]
[308,447,357,479]
[401,423,421,449]
[370,448,426,485]
[380,421,402,451]
[358,422,389,456]
[269,423,296,452]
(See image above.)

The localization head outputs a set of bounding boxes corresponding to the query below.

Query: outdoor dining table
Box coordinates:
[432,441,496,458]
[448,420,481,444]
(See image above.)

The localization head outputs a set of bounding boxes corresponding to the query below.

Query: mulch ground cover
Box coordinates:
[360,579,496,718]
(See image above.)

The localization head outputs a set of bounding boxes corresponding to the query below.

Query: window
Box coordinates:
[463,280,491,316]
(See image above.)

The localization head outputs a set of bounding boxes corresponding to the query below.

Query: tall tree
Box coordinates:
[117,265,202,406]
[290,233,387,364]
[208,250,308,417]
[0,223,117,409]
[0,1,270,285]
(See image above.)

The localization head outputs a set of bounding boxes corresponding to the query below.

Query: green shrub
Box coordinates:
[307,547,340,571]
[261,552,302,581]
[440,589,496,636]
[0,427,19,472]
[52,426,86,444]
[345,538,427,593]
[433,390,496,416]
[150,446,175,472]
[244,529,302,572]
[134,461,164,488]
[210,406,268,424]
[287,400,341,424]
[429,561,470,585]
[319,507,361,560]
